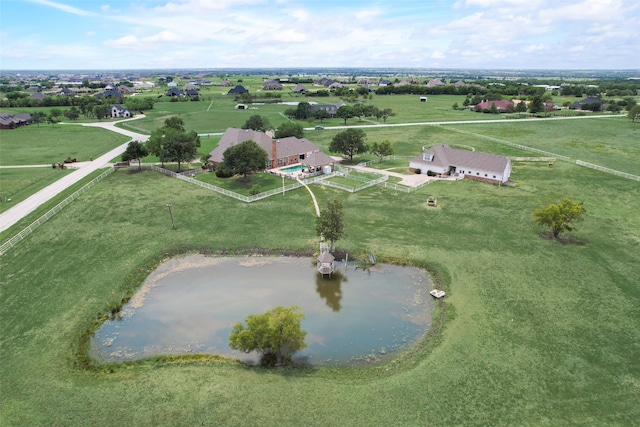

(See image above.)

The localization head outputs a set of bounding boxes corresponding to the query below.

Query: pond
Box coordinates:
[91,255,435,367]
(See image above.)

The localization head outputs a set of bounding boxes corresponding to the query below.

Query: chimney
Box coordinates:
[272,140,277,168]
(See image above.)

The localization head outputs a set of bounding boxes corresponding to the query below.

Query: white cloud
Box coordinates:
[26,0,95,16]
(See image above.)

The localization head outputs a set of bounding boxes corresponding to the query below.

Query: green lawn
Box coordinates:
[0,167,73,213]
[196,170,287,195]
[1,120,639,425]
[0,124,129,166]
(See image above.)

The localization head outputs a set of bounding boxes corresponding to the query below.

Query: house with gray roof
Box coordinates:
[209,128,334,171]
[111,105,131,118]
[312,100,346,117]
[292,83,307,94]
[227,85,248,95]
[409,144,511,184]
[263,80,283,90]
[0,112,31,129]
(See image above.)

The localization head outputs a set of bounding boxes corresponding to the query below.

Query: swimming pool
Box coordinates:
[280,164,303,173]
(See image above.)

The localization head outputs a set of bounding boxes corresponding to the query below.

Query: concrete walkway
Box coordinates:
[0,117,149,233]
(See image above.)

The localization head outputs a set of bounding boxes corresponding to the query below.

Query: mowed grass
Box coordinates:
[451,117,640,175]
[0,124,129,166]
[0,167,73,213]
[1,118,639,427]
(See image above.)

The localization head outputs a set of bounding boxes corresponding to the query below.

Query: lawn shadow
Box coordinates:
[538,231,589,246]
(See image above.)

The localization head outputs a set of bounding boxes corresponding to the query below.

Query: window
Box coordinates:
[299,154,305,160]
[278,158,283,166]
[476,172,480,176]
[493,175,496,178]
[484,174,487,177]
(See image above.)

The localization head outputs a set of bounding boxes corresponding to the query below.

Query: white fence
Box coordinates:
[509,157,556,162]
[0,168,115,257]
[575,160,640,181]
[443,127,572,161]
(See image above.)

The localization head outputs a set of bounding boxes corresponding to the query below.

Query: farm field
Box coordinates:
[1,114,639,426]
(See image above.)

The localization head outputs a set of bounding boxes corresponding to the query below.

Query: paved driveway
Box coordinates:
[0,117,149,233]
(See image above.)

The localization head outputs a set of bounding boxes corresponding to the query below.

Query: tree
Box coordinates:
[353,103,365,121]
[381,108,395,123]
[295,102,313,120]
[274,122,304,139]
[329,128,368,162]
[313,109,330,122]
[144,116,197,169]
[370,140,394,162]
[533,198,586,239]
[65,106,80,121]
[627,105,640,122]
[222,139,269,179]
[529,96,544,114]
[242,115,271,132]
[163,129,200,171]
[315,199,346,252]
[164,116,185,131]
[228,306,307,367]
[336,105,355,125]
[515,100,528,116]
[121,140,148,170]
[46,114,60,126]
[31,111,46,127]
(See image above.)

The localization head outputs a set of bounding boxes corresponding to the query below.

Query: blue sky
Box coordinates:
[1,0,638,70]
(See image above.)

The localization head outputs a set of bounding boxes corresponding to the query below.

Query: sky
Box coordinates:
[1,0,639,70]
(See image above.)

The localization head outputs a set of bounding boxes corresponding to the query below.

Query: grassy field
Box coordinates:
[0,124,129,166]
[1,112,639,425]
[0,167,73,213]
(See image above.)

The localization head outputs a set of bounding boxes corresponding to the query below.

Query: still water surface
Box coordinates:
[91,256,434,366]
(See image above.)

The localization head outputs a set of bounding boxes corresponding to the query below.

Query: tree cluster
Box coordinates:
[144,116,201,170]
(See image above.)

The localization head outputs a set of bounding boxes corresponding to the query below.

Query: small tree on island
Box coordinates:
[533,198,586,239]
[315,199,346,252]
[121,140,148,170]
[221,139,269,180]
[229,306,307,367]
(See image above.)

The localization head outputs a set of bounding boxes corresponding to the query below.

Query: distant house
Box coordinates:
[263,80,283,90]
[409,144,511,184]
[59,87,76,96]
[29,92,46,101]
[312,100,346,117]
[94,89,123,99]
[474,99,515,113]
[570,96,603,111]
[0,112,31,129]
[220,80,233,87]
[185,89,199,97]
[227,85,248,95]
[292,83,307,94]
[167,81,178,87]
[426,79,445,87]
[378,79,392,87]
[166,88,184,97]
[111,105,131,118]
[208,128,334,172]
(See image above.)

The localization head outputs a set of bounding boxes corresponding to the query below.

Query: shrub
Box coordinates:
[250,185,262,195]
[214,162,234,178]
[414,169,421,174]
